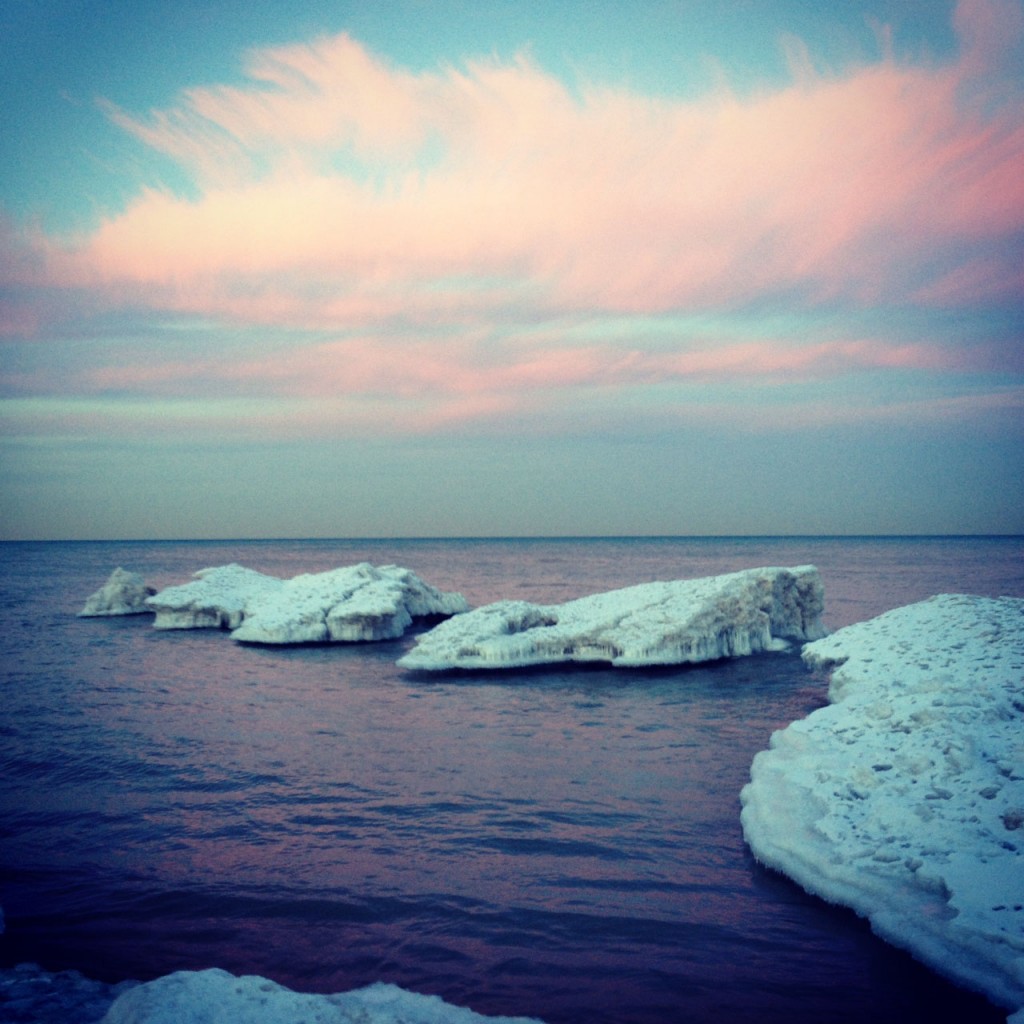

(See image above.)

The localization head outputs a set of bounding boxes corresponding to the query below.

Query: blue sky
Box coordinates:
[1,0,1022,538]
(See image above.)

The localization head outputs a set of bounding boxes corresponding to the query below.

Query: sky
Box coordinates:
[1,0,1022,539]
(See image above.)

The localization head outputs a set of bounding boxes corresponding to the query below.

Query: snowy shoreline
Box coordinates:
[742,593,1024,1023]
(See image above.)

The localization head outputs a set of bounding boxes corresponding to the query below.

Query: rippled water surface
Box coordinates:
[1,537,1022,1023]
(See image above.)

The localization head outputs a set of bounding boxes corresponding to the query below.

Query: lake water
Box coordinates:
[1,537,1022,1023]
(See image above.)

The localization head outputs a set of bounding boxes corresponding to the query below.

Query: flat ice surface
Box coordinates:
[741,594,1024,1019]
[144,563,467,642]
[398,565,825,670]
[78,567,155,617]
[99,968,545,1024]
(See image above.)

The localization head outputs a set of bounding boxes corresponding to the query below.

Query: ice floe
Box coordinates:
[97,967,544,1024]
[78,567,156,617]
[741,593,1024,1021]
[398,565,825,670]
[143,562,467,642]
[231,563,468,644]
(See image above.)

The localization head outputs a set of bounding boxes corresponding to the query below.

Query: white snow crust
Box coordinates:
[741,594,1024,1020]
[144,562,467,642]
[146,564,283,630]
[99,968,545,1024]
[231,563,469,644]
[398,565,825,670]
[78,568,156,617]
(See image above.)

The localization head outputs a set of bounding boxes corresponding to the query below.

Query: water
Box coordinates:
[1,537,1022,1023]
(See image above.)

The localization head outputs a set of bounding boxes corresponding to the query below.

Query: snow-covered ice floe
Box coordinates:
[230,564,468,644]
[741,594,1024,1022]
[78,567,156,617]
[0,962,545,1024]
[144,562,467,643]
[98,968,545,1024]
[398,565,825,670]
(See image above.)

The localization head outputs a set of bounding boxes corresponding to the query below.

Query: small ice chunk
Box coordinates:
[78,568,156,617]
[399,565,825,670]
[99,967,545,1023]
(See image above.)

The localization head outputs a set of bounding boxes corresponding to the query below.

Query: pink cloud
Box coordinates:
[24,0,1015,331]
[10,366,1018,443]
[99,33,434,184]
[914,253,1024,306]
[954,0,1024,79]
[70,334,955,425]
[4,0,1021,446]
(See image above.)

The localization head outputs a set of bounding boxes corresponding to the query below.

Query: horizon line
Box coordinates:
[4,533,1022,544]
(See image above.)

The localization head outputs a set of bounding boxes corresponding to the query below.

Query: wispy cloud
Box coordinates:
[78,335,949,400]
[3,0,1023,437]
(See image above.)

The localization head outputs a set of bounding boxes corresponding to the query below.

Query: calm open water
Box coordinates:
[1,537,1022,1023]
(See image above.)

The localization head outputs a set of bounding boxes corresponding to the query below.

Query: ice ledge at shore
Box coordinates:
[741,593,1024,1021]
[98,967,545,1024]
[398,565,825,670]
[78,568,156,617]
[144,563,468,643]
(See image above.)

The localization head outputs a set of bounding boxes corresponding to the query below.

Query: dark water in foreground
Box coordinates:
[1,537,1022,1023]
